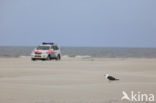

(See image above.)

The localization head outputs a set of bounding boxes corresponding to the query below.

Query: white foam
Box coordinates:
[62,55,91,60]
[61,55,71,59]
[75,55,91,59]
[19,56,31,58]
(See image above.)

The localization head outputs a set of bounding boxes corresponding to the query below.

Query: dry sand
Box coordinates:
[0,57,156,103]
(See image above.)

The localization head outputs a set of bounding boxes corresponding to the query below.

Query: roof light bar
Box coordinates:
[42,42,54,45]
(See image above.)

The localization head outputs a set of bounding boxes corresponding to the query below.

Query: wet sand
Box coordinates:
[0,57,156,103]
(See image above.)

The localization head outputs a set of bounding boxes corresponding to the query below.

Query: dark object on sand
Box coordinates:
[104,74,119,81]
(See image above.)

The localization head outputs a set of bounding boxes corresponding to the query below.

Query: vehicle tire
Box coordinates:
[47,55,51,60]
[31,58,36,61]
[56,54,61,60]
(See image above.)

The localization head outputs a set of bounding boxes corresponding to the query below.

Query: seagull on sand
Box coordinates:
[104,74,119,81]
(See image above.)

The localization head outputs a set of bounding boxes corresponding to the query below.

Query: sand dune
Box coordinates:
[0,57,156,103]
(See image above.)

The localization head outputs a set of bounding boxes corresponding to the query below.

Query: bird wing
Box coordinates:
[108,76,116,80]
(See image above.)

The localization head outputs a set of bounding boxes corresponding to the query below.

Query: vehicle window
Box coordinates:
[55,46,59,50]
[51,46,55,50]
[51,46,54,50]
[37,46,50,50]
[53,46,56,50]
[52,46,59,50]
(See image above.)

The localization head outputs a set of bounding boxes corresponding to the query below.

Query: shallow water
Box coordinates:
[0,46,156,58]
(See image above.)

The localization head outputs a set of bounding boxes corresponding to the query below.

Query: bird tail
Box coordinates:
[115,79,119,80]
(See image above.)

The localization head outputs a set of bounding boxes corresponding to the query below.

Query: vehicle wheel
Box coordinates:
[31,58,36,61]
[56,54,61,60]
[47,55,51,60]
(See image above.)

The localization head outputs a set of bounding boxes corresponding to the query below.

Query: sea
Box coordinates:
[0,46,156,58]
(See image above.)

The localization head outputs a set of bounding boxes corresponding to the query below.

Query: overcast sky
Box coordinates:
[0,0,156,47]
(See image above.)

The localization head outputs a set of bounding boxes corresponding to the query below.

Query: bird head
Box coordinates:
[104,74,109,78]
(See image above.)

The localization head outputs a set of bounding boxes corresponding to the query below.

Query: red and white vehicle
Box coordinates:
[31,42,61,61]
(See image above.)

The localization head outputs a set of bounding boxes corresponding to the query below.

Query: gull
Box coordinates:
[104,74,119,81]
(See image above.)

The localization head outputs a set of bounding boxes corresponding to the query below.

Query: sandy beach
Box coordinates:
[0,57,156,103]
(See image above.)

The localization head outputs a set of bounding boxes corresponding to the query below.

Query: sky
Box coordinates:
[0,0,156,47]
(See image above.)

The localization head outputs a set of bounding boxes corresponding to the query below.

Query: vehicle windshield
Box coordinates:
[36,46,50,50]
